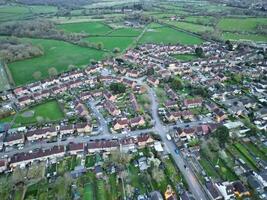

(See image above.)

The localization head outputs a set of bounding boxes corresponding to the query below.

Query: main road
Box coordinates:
[147,86,209,200]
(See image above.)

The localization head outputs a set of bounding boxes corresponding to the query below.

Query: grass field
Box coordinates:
[57,22,112,35]
[140,25,203,45]
[0,100,64,126]
[83,36,135,51]
[8,38,104,85]
[0,5,57,22]
[172,53,198,61]
[222,32,267,42]
[84,183,94,200]
[218,17,267,32]
[184,16,216,25]
[108,28,142,37]
[166,21,214,33]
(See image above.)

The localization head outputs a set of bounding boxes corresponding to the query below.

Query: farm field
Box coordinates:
[0,5,57,22]
[139,25,203,45]
[8,38,105,85]
[57,22,112,35]
[217,17,267,32]
[0,100,64,126]
[83,36,135,51]
[166,21,214,33]
[108,28,142,37]
[222,32,267,42]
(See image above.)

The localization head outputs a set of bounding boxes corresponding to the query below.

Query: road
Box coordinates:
[147,86,209,200]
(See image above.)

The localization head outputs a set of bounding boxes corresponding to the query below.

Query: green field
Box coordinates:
[172,53,198,61]
[8,38,104,85]
[166,21,214,33]
[222,32,267,42]
[57,22,112,35]
[140,25,203,45]
[218,17,267,32]
[108,28,142,37]
[0,100,64,126]
[184,16,216,25]
[83,36,135,51]
[0,5,57,22]
[84,183,94,200]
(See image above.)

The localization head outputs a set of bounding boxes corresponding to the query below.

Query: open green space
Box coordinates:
[84,183,94,200]
[140,25,203,45]
[57,22,112,35]
[8,38,104,85]
[222,32,267,42]
[166,21,214,33]
[83,36,135,51]
[0,100,64,126]
[172,53,198,61]
[218,17,267,32]
[184,16,216,25]
[108,28,142,37]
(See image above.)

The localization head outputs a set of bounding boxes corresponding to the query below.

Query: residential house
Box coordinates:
[75,123,92,134]
[104,100,121,116]
[114,118,128,130]
[129,93,140,112]
[184,98,203,108]
[4,133,24,146]
[147,77,159,86]
[215,182,235,200]
[103,90,116,102]
[130,116,145,128]
[205,181,223,200]
[232,181,250,198]
[0,160,7,173]
[68,143,84,155]
[214,108,227,122]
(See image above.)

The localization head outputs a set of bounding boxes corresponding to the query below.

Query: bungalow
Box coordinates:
[68,143,84,155]
[184,98,203,108]
[10,145,65,168]
[75,123,92,134]
[4,133,24,146]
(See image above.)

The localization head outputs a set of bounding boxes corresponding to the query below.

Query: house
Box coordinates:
[114,118,129,130]
[147,77,159,86]
[103,90,116,102]
[214,182,235,200]
[129,93,140,112]
[60,124,75,136]
[164,185,177,200]
[205,181,223,200]
[0,160,7,173]
[10,145,65,168]
[121,78,136,88]
[175,127,195,141]
[164,101,178,109]
[137,134,154,147]
[138,157,149,171]
[184,98,203,108]
[75,123,92,134]
[130,116,145,127]
[68,143,84,155]
[17,96,33,107]
[4,133,24,146]
[26,128,54,141]
[214,108,227,122]
[104,100,121,116]
[120,137,136,152]
[232,181,250,198]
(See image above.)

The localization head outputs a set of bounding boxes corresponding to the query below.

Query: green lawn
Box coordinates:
[218,17,267,32]
[57,22,112,35]
[140,25,203,45]
[84,183,94,200]
[83,36,135,51]
[8,38,105,85]
[244,142,267,161]
[96,180,106,200]
[0,100,64,126]
[172,53,198,61]
[199,158,220,179]
[222,32,267,42]
[234,143,258,170]
[108,28,142,37]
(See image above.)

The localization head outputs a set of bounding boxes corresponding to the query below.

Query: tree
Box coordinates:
[225,40,233,51]
[96,42,104,50]
[169,78,183,91]
[113,47,121,54]
[146,67,155,75]
[109,82,126,94]
[195,47,204,57]
[32,71,42,80]
[213,126,229,148]
[48,67,58,77]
